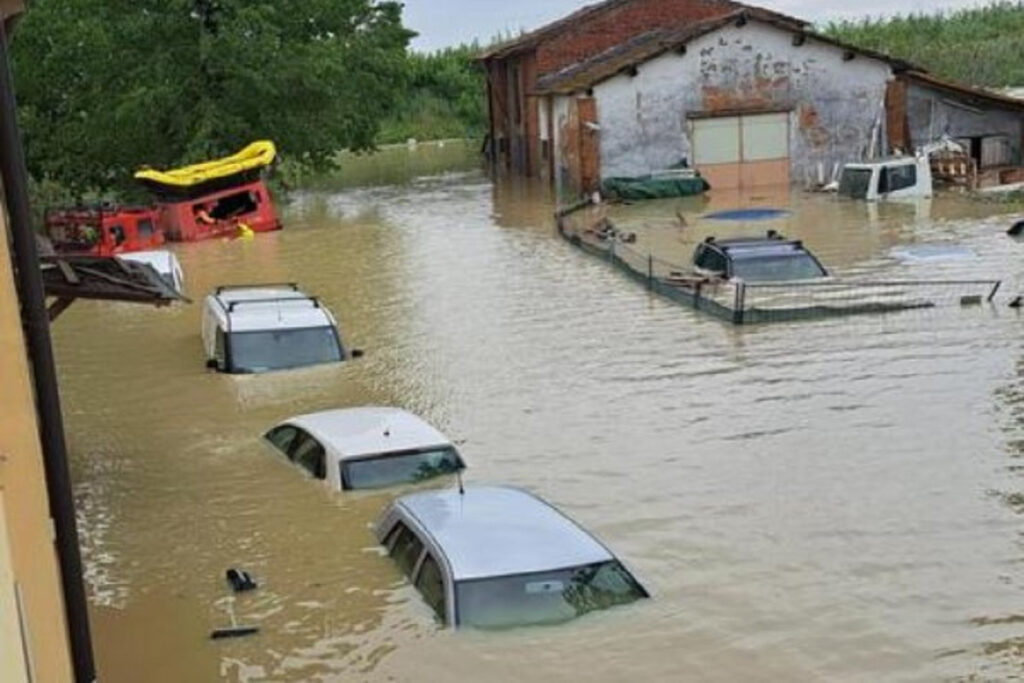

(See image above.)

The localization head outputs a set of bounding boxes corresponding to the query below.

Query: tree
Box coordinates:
[10,0,414,195]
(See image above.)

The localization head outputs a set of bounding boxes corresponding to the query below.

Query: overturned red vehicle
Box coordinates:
[134,140,282,242]
[44,204,164,256]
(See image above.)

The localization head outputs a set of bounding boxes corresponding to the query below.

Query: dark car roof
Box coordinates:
[716,240,811,260]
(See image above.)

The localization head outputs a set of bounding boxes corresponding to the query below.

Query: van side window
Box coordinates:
[415,553,447,622]
[389,523,424,578]
[879,164,917,193]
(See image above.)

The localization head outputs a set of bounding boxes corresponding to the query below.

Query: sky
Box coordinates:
[402,0,995,51]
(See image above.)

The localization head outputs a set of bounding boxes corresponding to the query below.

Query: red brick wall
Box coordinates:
[486,0,741,176]
[535,0,737,75]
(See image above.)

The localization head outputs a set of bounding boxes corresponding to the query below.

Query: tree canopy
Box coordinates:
[10,0,414,194]
[826,2,1024,89]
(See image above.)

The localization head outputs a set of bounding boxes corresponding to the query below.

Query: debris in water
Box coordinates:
[704,208,789,221]
[226,568,258,593]
[890,244,975,263]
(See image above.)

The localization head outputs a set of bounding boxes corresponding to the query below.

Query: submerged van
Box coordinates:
[201,283,349,374]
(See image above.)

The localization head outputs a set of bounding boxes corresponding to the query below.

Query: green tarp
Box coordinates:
[602,174,710,200]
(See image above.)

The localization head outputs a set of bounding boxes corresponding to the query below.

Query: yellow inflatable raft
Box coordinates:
[134,140,276,189]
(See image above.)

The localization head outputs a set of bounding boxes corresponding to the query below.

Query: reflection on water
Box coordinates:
[52,145,1024,681]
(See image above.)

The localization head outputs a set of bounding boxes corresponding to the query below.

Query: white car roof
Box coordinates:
[119,250,178,274]
[285,407,452,459]
[392,486,613,581]
[209,285,334,333]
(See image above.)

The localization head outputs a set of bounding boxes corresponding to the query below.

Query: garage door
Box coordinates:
[691,112,790,191]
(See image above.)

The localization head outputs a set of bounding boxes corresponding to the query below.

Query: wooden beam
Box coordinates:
[55,259,79,285]
[47,297,75,322]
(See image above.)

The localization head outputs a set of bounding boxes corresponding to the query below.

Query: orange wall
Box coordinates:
[0,208,74,682]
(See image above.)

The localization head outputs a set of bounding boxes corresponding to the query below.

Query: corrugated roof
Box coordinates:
[478,0,806,62]
[534,10,917,95]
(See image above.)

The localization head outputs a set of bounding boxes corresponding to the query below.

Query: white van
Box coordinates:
[119,250,185,294]
[838,156,932,201]
[201,283,350,374]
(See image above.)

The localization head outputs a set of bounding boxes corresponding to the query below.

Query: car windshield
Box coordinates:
[228,327,342,373]
[343,446,464,490]
[455,561,646,629]
[731,253,826,282]
[838,168,872,199]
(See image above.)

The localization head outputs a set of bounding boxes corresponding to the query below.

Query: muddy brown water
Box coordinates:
[53,142,1024,680]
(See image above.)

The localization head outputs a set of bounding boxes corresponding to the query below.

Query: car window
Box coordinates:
[227,327,343,374]
[730,253,826,282]
[415,554,447,623]
[291,434,326,480]
[389,523,425,578]
[455,561,646,629]
[696,246,727,273]
[265,425,299,454]
[341,446,464,490]
[879,164,917,194]
[838,167,872,199]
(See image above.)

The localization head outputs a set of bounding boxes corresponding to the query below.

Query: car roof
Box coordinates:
[119,250,178,273]
[844,157,917,169]
[391,486,613,581]
[705,235,811,258]
[284,407,452,459]
[208,285,334,332]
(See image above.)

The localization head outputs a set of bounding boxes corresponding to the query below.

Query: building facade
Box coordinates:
[484,0,1024,199]
[530,11,1024,198]
[0,206,75,683]
[479,0,804,178]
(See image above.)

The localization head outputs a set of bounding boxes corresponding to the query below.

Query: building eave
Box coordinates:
[478,0,808,64]
[903,70,1024,112]
[534,10,918,96]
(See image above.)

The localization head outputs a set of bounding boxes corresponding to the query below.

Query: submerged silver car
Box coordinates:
[376,485,648,629]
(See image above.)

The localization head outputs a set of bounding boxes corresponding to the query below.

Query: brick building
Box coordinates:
[479,0,801,177]
[481,0,1024,198]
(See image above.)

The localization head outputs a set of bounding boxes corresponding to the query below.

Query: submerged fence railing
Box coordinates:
[555,206,1002,326]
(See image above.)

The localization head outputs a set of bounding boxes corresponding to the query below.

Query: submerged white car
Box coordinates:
[201,283,350,374]
[376,486,648,629]
[119,250,185,294]
[264,407,466,491]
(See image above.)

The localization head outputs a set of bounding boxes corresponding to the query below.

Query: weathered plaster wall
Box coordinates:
[552,96,572,197]
[906,83,1023,164]
[588,22,894,184]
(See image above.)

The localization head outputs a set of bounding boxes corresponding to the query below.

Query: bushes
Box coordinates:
[379,45,486,144]
[826,2,1024,87]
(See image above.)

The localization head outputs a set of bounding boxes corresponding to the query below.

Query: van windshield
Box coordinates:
[838,168,872,199]
[455,561,647,629]
[342,446,464,490]
[731,253,827,282]
[228,327,343,373]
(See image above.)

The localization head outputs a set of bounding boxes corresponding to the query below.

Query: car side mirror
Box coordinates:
[205,359,219,370]
[350,349,365,359]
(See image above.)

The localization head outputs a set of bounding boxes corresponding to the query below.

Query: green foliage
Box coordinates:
[10,0,414,195]
[825,2,1024,87]
[378,44,486,144]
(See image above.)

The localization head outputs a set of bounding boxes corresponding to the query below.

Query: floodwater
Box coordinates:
[53,140,1024,681]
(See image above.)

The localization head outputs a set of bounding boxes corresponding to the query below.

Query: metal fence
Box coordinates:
[557,219,1002,326]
